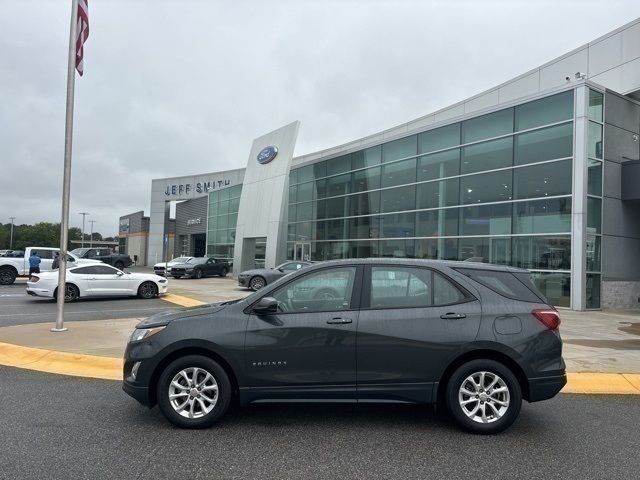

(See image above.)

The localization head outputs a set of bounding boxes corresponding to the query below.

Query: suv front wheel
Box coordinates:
[446,359,522,435]
[157,355,231,429]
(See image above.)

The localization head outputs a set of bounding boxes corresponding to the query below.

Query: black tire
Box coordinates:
[138,281,158,299]
[219,267,228,277]
[0,268,17,285]
[114,261,125,270]
[446,359,522,435]
[249,276,266,291]
[194,269,203,279]
[54,284,79,303]
[156,355,231,429]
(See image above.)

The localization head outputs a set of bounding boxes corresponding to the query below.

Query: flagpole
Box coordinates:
[52,0,80,333]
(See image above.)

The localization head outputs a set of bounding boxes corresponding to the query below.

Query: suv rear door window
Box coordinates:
[369,267,468,308]
[455,268,543,303]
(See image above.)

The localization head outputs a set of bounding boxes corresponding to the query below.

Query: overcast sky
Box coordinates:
[0,0,637,236]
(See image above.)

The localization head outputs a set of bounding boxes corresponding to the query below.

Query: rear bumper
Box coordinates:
[26,287,53,298]
[527,373,567,402]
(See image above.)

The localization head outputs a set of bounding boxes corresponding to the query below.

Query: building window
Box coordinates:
[514,123,573,165]
[513,159,572,199]
[462,108,513,143]
[461,137,513,174]
[460,170,512,204]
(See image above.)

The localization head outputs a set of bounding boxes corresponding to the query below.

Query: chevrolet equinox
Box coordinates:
[123,259,566,434]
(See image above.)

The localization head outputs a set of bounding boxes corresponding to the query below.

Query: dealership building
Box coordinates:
[120,18,640,310]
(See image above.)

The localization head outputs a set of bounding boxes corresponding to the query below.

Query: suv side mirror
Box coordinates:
[252,297,278,314]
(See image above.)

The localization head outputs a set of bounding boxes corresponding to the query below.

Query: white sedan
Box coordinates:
[26,264,168,302]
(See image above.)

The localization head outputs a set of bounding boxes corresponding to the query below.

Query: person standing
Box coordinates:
[52,252,60,270]
[28,251,41,275]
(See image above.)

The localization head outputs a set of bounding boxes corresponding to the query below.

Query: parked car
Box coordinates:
[169,257,230,279]
[0,250,10,257]
[27,264,168,302]
[70,247,133,270]
[123,259,566,434]
[0,247,100,285]
[153,257,194,277]
[238,261,312,291]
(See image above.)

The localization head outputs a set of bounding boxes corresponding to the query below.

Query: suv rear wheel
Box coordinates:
[157,355,231,429]
[446,359,521,434]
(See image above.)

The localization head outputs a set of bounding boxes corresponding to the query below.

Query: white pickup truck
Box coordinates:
[0,247,100,285]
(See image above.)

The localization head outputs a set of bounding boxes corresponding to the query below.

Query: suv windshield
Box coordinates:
[71,248,90,256]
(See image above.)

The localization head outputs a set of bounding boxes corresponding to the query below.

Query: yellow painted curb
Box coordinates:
[1,337,640,393]
[0,342,122,381]
[563,373,640,394]
[162,293,205,308]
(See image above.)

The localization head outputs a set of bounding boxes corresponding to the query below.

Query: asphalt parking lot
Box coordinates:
[0,281,169,327]
[1,366,639,480]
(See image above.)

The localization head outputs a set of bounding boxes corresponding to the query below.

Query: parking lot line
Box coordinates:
[162,293,205,308]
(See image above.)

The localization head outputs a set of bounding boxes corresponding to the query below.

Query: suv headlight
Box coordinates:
[129,326,165,342]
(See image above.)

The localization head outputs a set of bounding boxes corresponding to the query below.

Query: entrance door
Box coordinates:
[294,242,311,262]
[192,234,206,257]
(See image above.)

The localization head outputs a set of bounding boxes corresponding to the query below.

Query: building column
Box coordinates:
[571,85,589,310]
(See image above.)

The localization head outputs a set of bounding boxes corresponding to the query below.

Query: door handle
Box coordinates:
[440,312,466,320]
[327,318,353,324]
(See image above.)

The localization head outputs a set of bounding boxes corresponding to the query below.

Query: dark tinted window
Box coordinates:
[93,265,119,274]
[455,268,542,303]
[71,265,114,275]
[70,266,94,274]
[34,250,54,260]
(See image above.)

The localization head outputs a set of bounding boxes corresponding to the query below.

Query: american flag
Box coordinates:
[76,0,89,76]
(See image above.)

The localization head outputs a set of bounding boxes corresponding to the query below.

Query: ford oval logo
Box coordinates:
[257,146,278,165]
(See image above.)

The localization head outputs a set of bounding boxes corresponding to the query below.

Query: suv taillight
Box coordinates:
[532,309,561,330]
[29,276,40,283]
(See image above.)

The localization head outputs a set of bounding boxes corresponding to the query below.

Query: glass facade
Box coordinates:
[287,90,575,306]
[586,89,604,308]
[206,184,242,261]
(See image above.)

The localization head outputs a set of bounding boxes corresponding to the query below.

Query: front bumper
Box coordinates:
[122,379,150,406]
[527,373,567,402]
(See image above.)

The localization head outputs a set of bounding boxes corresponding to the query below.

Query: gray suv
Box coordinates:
[123,259,565,434]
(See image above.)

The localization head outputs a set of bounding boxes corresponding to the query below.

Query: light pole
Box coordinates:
[88,220,96,247]
[8,217,15,250]
[79,212,89,248]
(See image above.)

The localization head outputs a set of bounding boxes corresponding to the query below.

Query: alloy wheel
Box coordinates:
[250,277,265,290]
[168,367,219,419]
[139,282,156,299]
[458,371,510,424]
[64,285,77,302]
